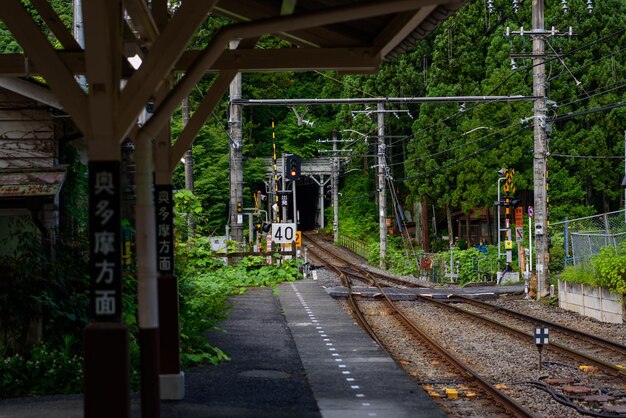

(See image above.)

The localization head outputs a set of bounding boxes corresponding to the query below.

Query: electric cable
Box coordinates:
[400,126,528,181]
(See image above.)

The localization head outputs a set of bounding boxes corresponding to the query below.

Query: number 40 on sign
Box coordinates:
[271,223,297,243]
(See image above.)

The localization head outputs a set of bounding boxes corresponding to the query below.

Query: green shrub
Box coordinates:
[557,242,626,294]
[431,245,500,284]
[592,242,626,294]
[558,263,597,286]
[176,244,302,367]
[0,335,82,398]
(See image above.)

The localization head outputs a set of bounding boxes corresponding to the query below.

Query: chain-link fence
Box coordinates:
[417,250,499,284]
[548,209,626,273]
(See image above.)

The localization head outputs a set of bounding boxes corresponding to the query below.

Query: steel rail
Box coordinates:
[368,274,535,418]
[304,233,536,418]
[452,295,626,357]
[420,295,626,378]
[315,256,385,348]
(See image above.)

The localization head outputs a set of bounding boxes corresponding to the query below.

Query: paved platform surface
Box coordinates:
[281,280,447,418]
[0,280,447,418]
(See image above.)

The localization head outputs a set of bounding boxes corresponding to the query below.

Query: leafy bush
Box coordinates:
[557,242,626,294]
[179,269,231,366]
[593,242,626,294]
[558,263,596,286]
[431,245,500,284]
[176,240,301,367]
[0,335,82,397]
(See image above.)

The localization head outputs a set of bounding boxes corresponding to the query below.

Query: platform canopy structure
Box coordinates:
[0,1,464,417]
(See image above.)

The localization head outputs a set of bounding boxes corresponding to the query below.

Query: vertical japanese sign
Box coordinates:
[89,161,122,322]
[155,184,174,274]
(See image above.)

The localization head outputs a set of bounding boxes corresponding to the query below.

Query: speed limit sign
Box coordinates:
[271,223,297,244]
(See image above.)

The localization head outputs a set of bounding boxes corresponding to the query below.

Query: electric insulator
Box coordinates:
[586,0,593,13]
[561,0,568,13]
[510,58,517,70]
[488,0,494,14]
[512,0,519,13]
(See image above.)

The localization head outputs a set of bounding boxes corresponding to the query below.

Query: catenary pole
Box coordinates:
[182,95,195,236]
[228,41,244,244]
[332,129,339,244]
[532,0,549,299]
[378,102,387,269]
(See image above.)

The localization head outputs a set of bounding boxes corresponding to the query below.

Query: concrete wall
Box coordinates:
[558,281,624,324]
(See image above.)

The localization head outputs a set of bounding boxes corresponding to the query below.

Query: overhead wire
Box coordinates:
[401,125,529,181]
[397,26,626,166]
[386,114,528,172]
[551,154,625,159]
[556,81,626,109]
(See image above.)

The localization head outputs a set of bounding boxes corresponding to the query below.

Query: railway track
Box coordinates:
[449,296,626,374]
[304,232,626,418]
[304,232,535,418]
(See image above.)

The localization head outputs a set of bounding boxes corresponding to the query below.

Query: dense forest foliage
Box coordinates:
[169,0,626,245]
[2,0,625,243]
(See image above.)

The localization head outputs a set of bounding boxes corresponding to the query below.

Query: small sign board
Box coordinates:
[515,207,523,226]
[89,161,122,322]
[155,184,174,274]
[271,223,297,244]
[295,231,302,247]
[528,206,534,218]
[515,227,523,242]
[534,327,549,346]
[534,326,549,370]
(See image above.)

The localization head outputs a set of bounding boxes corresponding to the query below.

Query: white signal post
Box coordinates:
[528,205,534,275]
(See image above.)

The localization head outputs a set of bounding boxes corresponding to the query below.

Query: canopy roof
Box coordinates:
[0,0,464,177]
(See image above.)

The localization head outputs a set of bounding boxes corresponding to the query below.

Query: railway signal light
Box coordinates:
[286,155,301,180]
[236,201,242,214]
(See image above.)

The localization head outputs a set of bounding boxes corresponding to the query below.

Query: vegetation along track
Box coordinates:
[304,232,535,418]
[304,232,626,417]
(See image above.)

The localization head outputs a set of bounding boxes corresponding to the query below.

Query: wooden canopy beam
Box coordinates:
[0,0,89,134]
[30,0,82,50]
[374,6,438,58]
[0,47,381,76]
[119,0,219,141]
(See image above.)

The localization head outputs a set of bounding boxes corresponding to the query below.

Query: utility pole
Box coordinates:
[377,102,387,269]
[182,95,195,236]
[229,40,243,244]
[332,129,339,244]
[532,0,549,299]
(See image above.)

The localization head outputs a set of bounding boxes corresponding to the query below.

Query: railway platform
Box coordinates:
[0,279,448,418]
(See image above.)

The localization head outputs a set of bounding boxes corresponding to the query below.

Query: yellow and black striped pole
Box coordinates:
[272,119,280,223]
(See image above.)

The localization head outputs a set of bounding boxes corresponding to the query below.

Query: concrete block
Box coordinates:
[160,372,185,400]
[558,281,623,324]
